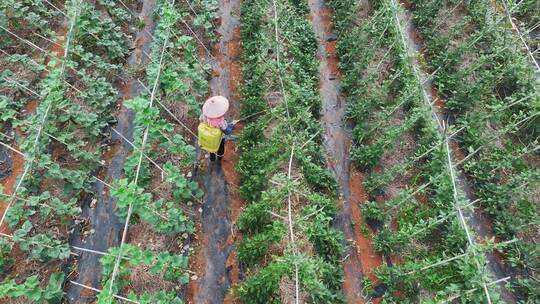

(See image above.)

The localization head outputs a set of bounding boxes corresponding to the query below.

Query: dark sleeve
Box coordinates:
[223,123,234,135]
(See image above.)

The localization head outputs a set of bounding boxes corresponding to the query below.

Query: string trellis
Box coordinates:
[387,0,514,302]
[0,0,83,230]
[105,0,178,295]
[0,0,196,301]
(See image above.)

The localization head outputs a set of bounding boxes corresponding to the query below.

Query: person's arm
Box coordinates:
[221,120,234,135]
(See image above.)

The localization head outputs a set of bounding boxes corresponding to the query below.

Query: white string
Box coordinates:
[272,1,299,302]
[287,145,299,304]
[0,140,26,157]
[69,281,140,304]
[442,277,512,303]
[500,0,540,72]
[0,80,202,199]
[404,239,519,276]
[0,0,82,230]
[110,128,166,174]
[106,0,176,294]
[528,21,540,33]
[0,25,48,53]
[388,1,494,302]
[272,0,292,131]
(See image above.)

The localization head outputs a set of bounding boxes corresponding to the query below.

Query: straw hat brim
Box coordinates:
[203,96,229,118]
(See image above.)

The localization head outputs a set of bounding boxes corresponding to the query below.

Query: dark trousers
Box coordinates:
[210,138,225,161]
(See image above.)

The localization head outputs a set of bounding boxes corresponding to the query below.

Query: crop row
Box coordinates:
[410,0,539,301]
[1,0,132,301]
[96,0,216,302]
[0,0,217,302]
[330,0,540,302]
[333,0,472,301]
[234,0,345,302]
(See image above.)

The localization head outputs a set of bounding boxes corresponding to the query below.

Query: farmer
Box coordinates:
[199,96,235,161]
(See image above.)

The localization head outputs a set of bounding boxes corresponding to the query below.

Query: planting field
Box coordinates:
[0,0,538,303]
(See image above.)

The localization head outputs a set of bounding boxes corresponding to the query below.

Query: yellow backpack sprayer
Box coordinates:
[198,122,223,153]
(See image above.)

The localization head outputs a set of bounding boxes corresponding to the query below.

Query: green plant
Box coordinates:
[235,261,288,303]
[0,238,14,273]
[112,179,194,234]
[235,0,345,300]
[100,244,190,295]
[0,273,64,303]
[360,200,385,222]
[237,221,286,266]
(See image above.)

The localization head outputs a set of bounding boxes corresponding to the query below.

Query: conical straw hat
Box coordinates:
[203,96,229,118]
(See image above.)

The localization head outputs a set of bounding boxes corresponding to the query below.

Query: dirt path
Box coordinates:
[396,2,517,302]
[66,1,157,302]
[308,1,383,303]
[189,1,243,303]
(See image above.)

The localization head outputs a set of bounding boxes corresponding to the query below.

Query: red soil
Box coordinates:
[349,168,383,304]
[319,7,340,79]
[221,19,244,304]
[0,23,68,235]
[0,141,24,235]
[315,4,385,303]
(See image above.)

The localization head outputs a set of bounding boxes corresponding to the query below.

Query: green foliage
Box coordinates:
[360,200,385,222]
[0,273,64,303]
[98,0,131,22]
[237,138,285,201]
[76,2,132,60]
[373,227,406,255]
[112,179,194,234]
[235,261,288,303]
[301,193,344,260]
[163,162,201,200]
[237,183,288,234]
[161,33,210,116]
[297,255,345,304]
[192,0,219,38]
[100,244,190,291]
[236,0,344,301]
[12,221,71,261]
[237,221,286,267]
[0,238,14,273]
[126,290,184,304]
